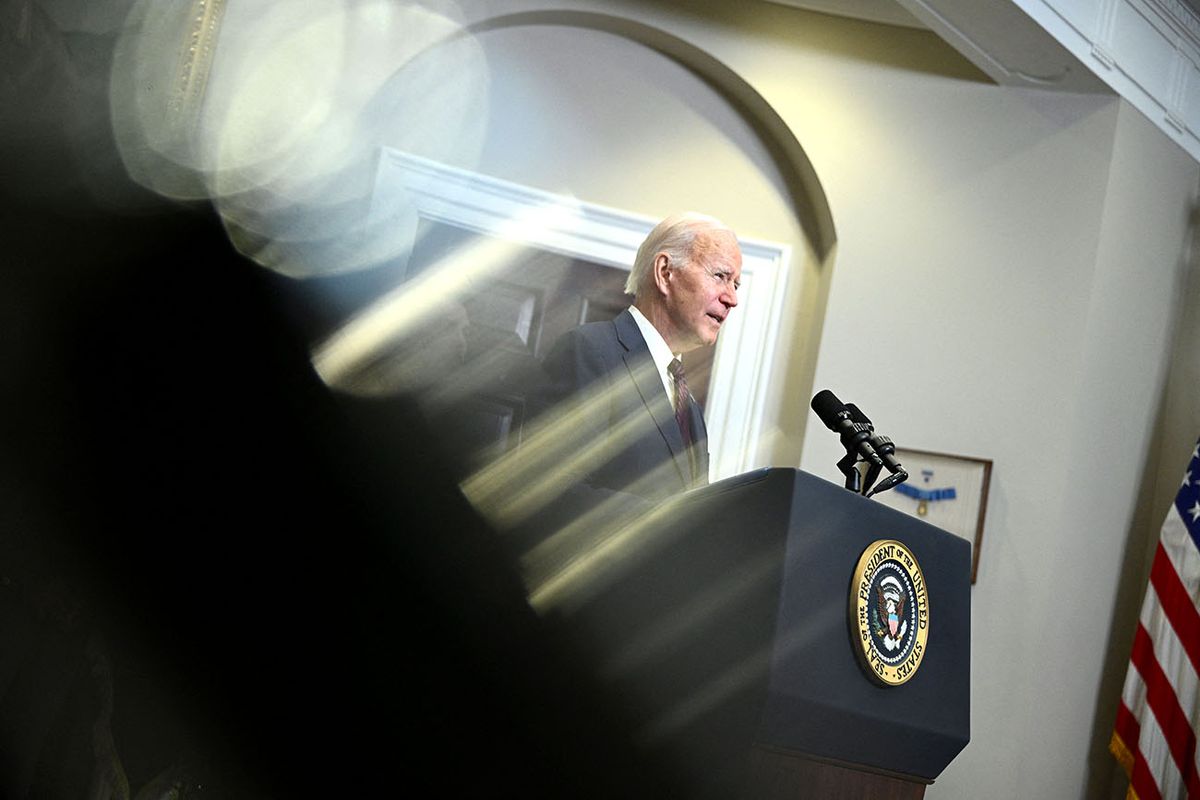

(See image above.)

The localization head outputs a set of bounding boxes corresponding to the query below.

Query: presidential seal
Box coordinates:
[850,539,929,686]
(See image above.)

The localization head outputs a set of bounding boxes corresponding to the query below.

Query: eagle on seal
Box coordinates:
[875,575,907,649]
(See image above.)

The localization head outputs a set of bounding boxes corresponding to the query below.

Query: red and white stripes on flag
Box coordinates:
[1112,438,1200,800]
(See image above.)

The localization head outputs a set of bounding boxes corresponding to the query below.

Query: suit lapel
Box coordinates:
[613,310,691,487]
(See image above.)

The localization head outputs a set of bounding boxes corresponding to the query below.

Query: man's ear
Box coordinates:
[652,253,672,297]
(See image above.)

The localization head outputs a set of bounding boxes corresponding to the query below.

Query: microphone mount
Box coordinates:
[811,391,909,498]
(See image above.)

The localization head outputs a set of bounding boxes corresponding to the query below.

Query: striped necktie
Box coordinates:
[668,358,693,450]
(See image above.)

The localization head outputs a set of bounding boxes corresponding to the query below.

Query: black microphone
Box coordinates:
[868,470,909,497]
[845,402,884,494]
[843,400,909,496]
[810,390,883,468]
[846,403,905,477]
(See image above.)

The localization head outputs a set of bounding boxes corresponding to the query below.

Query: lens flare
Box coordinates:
[109,0,488,276]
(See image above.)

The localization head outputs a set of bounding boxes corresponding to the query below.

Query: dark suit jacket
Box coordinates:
[534,308,709,511]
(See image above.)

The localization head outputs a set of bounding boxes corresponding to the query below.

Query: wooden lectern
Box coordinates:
[547,468,970,798]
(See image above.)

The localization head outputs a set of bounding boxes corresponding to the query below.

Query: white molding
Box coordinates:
[894,0,1200,161]
[1145,0,1200,50]
[371,147,792,480]
[893,0,1111,91]
[1011,0,1200,161]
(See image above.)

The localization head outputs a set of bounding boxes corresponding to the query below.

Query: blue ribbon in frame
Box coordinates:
[893,484,957,502]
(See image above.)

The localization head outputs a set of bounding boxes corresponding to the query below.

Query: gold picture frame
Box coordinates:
[871,448,992,583]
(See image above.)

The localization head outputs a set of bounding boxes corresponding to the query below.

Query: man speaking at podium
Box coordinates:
[530,212,743,525]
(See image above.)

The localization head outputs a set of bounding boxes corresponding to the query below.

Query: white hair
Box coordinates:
[624,212,734,296]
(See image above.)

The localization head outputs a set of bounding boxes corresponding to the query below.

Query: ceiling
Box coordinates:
[766,0,1200,163]
[765,0,1112,93]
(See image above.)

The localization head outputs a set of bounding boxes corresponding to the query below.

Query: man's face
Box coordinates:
[661,230,741,353]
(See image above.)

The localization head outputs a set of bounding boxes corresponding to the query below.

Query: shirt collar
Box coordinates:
[628,305,680,400]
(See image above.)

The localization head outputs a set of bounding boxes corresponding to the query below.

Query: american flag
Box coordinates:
[1112,438,1200,799]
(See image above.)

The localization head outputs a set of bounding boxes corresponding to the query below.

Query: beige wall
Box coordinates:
[438,8,829,468]
[436,1,1200,796]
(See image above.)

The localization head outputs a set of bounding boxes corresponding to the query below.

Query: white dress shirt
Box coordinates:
[628,305,681,406]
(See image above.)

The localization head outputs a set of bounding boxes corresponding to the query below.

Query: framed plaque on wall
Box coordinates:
[871,448,992,583]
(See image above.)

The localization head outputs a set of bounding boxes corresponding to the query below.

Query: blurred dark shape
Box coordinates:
[3,198,679,798]
[0,6,686,794]
[0,10,669,792]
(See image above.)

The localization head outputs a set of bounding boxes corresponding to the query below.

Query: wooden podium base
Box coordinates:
[743,745,930,799]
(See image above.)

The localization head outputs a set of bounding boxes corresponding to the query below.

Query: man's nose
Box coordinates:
[722,284,738,308]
